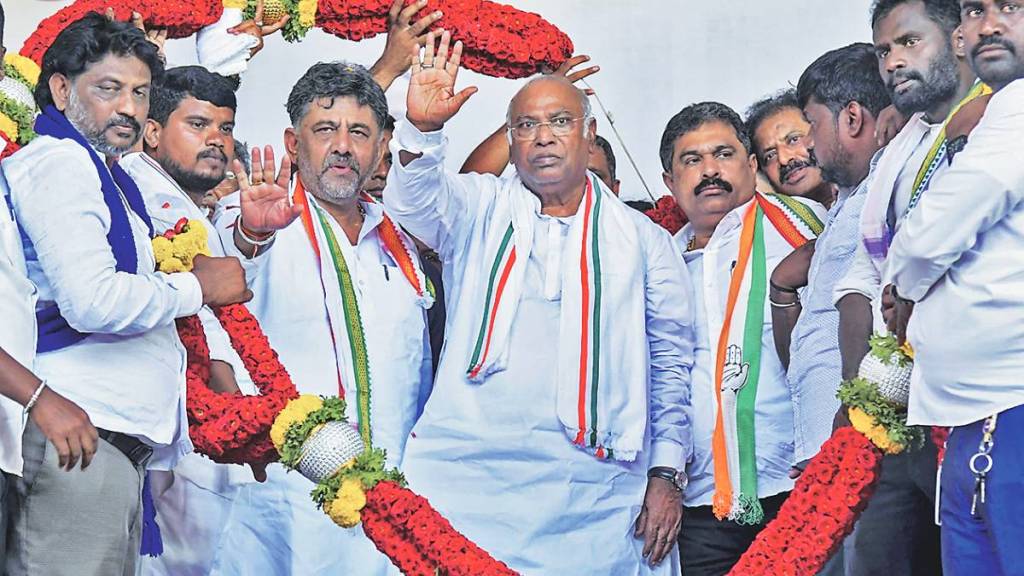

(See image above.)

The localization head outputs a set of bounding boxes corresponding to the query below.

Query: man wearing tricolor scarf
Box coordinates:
[661,101,826,574]
[209,62,433,575]
[829,3,980,573]
[388,32,695,574]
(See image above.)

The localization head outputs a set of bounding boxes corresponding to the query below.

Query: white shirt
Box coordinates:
[889,79,1024,426]
[834,116,942,330]
[210,187,431,576]
[3,136,201,470]
[0,180,37,476]
[676,196,827,506]
[385,120,693,575]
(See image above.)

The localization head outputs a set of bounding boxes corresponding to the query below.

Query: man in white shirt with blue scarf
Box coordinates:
[0,14,250,576]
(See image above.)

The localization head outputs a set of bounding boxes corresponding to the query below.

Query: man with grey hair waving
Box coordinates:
[386,31,696,573]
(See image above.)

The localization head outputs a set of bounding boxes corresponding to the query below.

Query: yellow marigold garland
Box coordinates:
[325,478,367,527]
[152,219,211,273]
[4,53,41,86]
[222,0,248,9]
[297,0,318,27]
[848,407,903,455]
[0,113,18,143]
[270,394,324,452]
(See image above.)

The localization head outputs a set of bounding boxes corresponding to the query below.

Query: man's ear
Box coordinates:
[586,118,597,152]
[844,101,866,139]
[662,170,675,194]
[143,119,162,151]
[49,73,72,111]
[953,25,966,59]
[611,179,621,196]
[747,152,758,175]
[284,127,299,165]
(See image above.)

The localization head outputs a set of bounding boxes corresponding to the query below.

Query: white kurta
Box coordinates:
[209,189,431,575]
[385,121,694,575]
[120,152,261,576]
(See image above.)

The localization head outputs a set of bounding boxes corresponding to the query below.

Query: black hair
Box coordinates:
[871,0,961,36]
[384,113,396,133]
[34,12,164,110]
[149,65,237,125]
[796,43,892,117]
[659,101,751,172]
[1,2,6,48]
[286,61,388,130]
[624,199,654,213]
[233,138,251,175]
[745,89,801,157]
[594,134,617,180]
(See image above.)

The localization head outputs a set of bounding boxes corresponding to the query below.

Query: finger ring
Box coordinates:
[421,63,434,68]
[255,20,264,26]
[225,171,236,181]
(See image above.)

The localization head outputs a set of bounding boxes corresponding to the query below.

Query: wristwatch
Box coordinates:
[648,466,688,492]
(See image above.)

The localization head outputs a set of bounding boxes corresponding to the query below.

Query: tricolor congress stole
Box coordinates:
[711,193,822,524]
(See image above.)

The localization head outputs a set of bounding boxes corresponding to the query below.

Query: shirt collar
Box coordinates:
[304,189,385,245]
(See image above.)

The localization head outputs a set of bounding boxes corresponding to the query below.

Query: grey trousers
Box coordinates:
[844,440,943,576]
[3,421,145,576]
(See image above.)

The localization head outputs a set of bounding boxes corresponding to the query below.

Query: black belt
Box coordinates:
[97,428,153,468]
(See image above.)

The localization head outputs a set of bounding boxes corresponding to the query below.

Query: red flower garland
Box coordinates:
[931,426,950,466]
[728,427,884,576]
[177,305,299,464]
[21,0,571,80]
[21,1,223,65]
[0,133,18,160]
[644,195,688,236]
[363,481,519,576]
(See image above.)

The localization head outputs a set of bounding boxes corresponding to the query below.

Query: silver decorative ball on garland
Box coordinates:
[298,421,366,483]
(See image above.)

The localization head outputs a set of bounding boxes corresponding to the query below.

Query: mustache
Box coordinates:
[973,35,1016,58]
[694,176,733,196]
[887,69,924,92]
[197,147,227,163]
[322,152,359,176]
[104,114,140,135]
[779,154,818,183]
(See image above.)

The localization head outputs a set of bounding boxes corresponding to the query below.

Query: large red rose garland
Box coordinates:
[17,0,571,79]
[644,195,687,235]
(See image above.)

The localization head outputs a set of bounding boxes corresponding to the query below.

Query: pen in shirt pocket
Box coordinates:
[382,264,390,281]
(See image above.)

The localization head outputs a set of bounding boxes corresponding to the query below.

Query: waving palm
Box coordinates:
[406,30,478,132]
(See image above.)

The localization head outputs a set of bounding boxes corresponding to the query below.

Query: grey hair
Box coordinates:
[285,61,389,132]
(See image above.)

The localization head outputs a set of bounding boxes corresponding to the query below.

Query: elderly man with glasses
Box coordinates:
[383,32,696,575]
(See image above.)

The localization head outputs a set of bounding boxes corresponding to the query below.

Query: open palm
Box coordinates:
[238,145,302,234]
[407,30,478,132]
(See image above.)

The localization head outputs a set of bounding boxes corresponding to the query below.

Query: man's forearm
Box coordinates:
[770,301,801,370]
[460,124,509,175]
[0,347,42,407]
[838,293,873,380]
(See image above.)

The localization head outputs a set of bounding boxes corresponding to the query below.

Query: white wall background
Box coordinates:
[7,0,874,201]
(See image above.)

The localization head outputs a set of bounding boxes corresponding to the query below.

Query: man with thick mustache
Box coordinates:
[661,102,825,574]
[885,0,1024,572]
[746,89,835,208]
[211,61,433,576]
[388,32,694,574]
[0,14,250,576]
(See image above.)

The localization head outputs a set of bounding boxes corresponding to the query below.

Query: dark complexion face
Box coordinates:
[961,0,1024,90]
[145,97,235,194]
[587,146,620,195]
[362,128,393,200]
[753,107,827,198]
[874,0,961,117]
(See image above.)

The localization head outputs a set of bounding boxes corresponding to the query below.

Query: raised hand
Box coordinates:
[407,30,478,133]
[546,54,600,95]
[228,0,291,58]
[371,0,445,90]
[237,145,302,234]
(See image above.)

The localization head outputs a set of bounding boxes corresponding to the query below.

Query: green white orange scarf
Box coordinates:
[711,193,823,523]
[293,178,433,446]
[467,174,648,461]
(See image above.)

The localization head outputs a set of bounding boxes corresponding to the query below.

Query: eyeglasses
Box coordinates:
[508,116,590,141]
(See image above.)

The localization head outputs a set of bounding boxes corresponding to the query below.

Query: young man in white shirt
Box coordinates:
[887,0,1024,573]
[1,14,250,576]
